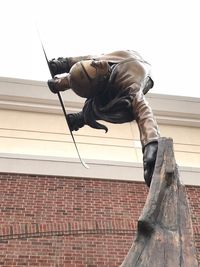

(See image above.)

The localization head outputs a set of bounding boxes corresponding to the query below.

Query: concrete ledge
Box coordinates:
[0,77,200,127]
[0,153,199,186]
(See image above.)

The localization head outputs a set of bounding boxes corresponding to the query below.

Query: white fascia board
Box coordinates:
[0,152,200,186]
[0,76,200,126]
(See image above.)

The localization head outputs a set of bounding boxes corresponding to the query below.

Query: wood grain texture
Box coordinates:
[121,137,199,267]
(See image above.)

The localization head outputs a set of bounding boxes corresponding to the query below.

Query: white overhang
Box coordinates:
[0,77,200,127]
[0,77,199,186]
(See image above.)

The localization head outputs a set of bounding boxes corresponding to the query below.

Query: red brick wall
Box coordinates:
[0,173,199,267]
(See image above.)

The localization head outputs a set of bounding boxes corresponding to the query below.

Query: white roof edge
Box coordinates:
[0,76,46,86]
[0,153,199,186]
[1,76,199,102]
[0,76,199,126]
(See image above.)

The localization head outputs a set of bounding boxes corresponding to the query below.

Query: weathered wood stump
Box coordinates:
[121,137,199,267]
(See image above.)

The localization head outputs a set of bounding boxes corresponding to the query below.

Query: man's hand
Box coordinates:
[67,112,85,131]
[143,141,158,187]
[47,75,70,94]
[49,57,69,76]
[47,78,60,94]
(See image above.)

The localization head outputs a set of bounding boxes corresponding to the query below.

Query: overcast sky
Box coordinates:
[1,0,200,97]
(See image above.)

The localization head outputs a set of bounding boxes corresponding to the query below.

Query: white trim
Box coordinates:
[0,77,199,186]
[0,77,200,126]
[0,153,199,186]
[0,153,143,181]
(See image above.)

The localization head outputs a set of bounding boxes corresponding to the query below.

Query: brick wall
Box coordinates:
[0,173,199,266]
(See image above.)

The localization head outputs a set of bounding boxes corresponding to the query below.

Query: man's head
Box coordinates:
[69,60,111,98]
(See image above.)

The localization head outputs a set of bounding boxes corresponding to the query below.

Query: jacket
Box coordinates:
[67,50,160,148]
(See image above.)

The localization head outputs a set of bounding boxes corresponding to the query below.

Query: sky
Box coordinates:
[1,0,200,98]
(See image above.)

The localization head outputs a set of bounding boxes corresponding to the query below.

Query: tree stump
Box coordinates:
[121,137,199,267]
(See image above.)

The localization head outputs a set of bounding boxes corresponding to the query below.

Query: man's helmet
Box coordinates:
[69,60,111,98]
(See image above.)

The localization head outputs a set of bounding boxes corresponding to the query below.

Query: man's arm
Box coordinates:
[131,86,160,187]
[132,89,160,149]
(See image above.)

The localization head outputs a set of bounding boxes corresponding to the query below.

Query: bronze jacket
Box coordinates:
[67,50,160,148]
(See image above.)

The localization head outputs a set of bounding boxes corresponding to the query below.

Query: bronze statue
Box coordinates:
[47,50,160,187]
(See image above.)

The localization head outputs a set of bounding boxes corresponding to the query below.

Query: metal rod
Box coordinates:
[37,29,89,168]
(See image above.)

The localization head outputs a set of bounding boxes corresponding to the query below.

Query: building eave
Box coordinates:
[0,76,200,127]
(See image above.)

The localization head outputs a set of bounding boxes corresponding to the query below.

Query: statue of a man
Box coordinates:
[47,50,160,187]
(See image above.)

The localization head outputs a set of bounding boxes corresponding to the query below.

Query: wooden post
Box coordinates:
[121,137,199,267]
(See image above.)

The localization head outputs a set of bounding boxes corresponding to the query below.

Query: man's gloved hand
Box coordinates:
[47,78,60,94]
[47,75,70,94]
[143,141,158,187]
[67,112,85,131]
[49,57,70,76]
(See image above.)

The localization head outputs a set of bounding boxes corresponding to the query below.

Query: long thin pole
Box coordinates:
[37,30,89,169]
